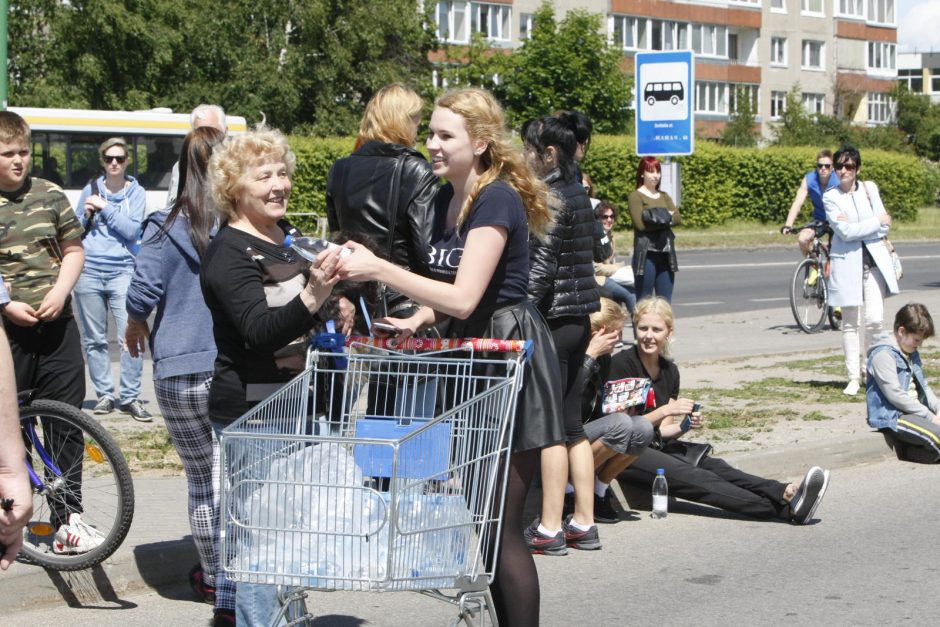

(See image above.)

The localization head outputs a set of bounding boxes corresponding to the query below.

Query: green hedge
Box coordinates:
[286,134,938,233]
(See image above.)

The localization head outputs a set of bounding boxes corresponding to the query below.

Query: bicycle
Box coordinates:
[17,390,135,570]
[783,222,842,333]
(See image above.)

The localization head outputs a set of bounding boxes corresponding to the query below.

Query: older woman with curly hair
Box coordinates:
[200,127,341,626]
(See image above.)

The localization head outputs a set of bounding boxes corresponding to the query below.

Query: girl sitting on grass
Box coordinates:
[866,303,940,463]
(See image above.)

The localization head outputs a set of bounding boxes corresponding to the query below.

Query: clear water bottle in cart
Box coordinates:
[651,467,668,519]
[283,234,352,261]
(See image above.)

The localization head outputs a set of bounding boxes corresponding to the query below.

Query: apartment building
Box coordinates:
[898,52,940,104]
[431,0,898,139]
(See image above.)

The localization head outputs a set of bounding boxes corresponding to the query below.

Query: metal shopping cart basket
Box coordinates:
[219,334,532,626]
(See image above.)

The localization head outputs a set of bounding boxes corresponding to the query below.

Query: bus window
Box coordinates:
[136,135,182,191]
[68,134,109,191]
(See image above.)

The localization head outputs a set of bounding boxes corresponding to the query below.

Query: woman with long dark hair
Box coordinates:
[628,156,681,301]
[125,126,236,625]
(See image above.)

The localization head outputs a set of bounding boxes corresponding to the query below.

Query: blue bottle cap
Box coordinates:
[656,468,665,475]
[283,234,295,248]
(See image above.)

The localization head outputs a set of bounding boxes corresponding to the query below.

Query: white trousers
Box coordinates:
[840,267,888,381]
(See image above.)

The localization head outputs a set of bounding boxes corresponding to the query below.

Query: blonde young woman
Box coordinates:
[326,83,438,320]
[337,88,564,627]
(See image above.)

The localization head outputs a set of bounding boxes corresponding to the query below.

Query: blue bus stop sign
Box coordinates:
[635,50,695,156]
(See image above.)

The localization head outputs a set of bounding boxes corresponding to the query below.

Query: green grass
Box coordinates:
[113,429,183,473]
[613,206,940,249]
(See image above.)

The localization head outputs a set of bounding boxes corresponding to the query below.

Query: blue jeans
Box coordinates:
[73,266,142,404]
[598,278,636,315]
[635,251,675,302]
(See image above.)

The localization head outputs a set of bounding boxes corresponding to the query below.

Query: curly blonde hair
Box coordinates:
[208,127,296,222]
[435,88,552,239]
[355,83,423,150]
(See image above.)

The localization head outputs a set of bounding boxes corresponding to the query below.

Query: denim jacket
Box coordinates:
[866,342,929,430]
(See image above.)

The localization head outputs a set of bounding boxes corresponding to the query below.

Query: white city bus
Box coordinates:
[9,106,248,213]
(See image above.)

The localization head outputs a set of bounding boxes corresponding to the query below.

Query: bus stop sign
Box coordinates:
[635,50,695,156]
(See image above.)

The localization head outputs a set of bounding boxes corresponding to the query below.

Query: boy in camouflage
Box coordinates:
[0,110,104,554]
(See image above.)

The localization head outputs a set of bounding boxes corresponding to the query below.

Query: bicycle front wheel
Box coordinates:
[19,400,135,570]
[789,258,829,333]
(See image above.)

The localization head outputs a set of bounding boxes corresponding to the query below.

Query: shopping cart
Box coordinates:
[219,334,532,626]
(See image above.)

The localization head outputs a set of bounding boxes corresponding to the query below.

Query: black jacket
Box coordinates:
[528,171,601,319]
[326,141,438,278]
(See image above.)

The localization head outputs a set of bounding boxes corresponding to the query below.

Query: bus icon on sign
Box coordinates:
[644,81,684,106]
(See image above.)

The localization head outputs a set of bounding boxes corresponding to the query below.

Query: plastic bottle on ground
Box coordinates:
[651,467,668,519]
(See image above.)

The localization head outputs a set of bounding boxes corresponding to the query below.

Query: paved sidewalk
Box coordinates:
[3,286,938,612]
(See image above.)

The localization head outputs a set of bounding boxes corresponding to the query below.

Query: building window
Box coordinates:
[867,41,896,72]
[868,92,895,124]
[898,68,923,92]
[519,12,533,40]
[801,0,824,15]
[838,0,864,17]
[771,0,786,10]
[730,84,760,114]
[436,1,469,43]
[695,81,728,114]
[802,93,825,114]
[471,2,511,42]
[802,40,824,69]
[770,37,787,66]
[932,70,940,92]
[692,23,727,57]
[867,0,896,25]
[770,90,787,119]
[610,15,637,50]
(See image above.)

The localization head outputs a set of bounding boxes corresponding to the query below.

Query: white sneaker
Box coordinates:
[843,380,860,396]
[53,513,105,554]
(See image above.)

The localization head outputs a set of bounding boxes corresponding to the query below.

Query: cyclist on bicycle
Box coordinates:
[781,149,839,256]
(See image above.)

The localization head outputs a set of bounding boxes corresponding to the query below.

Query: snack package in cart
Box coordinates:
[601,377,652,415]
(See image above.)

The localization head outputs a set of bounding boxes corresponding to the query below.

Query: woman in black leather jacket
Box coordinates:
[523,113,603,554]
[326,83,439,318]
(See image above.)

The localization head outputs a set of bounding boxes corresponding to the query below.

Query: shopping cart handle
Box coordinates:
[345,336,534,361]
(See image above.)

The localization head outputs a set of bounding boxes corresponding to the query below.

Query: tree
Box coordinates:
[721,87,758,147]
[446,3,631,134]
[894,85,940,161]
[7,0,437,135]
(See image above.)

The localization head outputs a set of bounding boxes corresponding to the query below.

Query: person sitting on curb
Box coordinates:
[564,298,653,523]
[615,296,831,524]
[866,303,940,463]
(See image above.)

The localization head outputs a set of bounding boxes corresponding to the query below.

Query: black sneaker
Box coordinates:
[93,397,114,415]
[119,399,153,422]
[594,489,620,524]
[524,520,568,556]
[790,466,830,524]
[562,492,575,519]
[563,515,602,550]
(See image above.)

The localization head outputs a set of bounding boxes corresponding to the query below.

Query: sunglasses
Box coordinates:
[835,162,857,171]
[601,214,615,220]
[102,154,127,164]
[816,162,832,170]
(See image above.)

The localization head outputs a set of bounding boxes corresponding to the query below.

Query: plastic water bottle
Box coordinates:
[283,234,351,261]
[651,467,668,519]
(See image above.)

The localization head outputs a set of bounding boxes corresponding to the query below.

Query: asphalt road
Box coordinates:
[669,241,939,320]
[8,457,938,626]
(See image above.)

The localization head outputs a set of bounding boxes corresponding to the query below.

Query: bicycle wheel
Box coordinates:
[789,258,828,333]
[19,400,135,570]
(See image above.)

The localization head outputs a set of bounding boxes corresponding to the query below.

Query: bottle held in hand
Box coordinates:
[651,468,668,519]
[283,234,352,262]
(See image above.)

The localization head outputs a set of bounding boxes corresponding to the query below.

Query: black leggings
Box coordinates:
[548,315,591,442]
[489,448,540,627]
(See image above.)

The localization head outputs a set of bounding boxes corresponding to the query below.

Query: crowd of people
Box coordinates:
[1,86,936,627]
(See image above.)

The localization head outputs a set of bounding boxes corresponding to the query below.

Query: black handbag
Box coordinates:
[641,206,673,230]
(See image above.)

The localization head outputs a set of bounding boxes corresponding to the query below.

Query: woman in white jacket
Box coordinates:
[823,145,899,396]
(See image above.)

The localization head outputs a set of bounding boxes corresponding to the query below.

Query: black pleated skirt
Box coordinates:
[448,300,566,452]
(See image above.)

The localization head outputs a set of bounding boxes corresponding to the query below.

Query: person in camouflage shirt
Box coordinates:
[0,110,104,555]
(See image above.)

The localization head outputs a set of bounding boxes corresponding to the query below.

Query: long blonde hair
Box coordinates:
[355,83,423,150]
[435,88,552,239]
